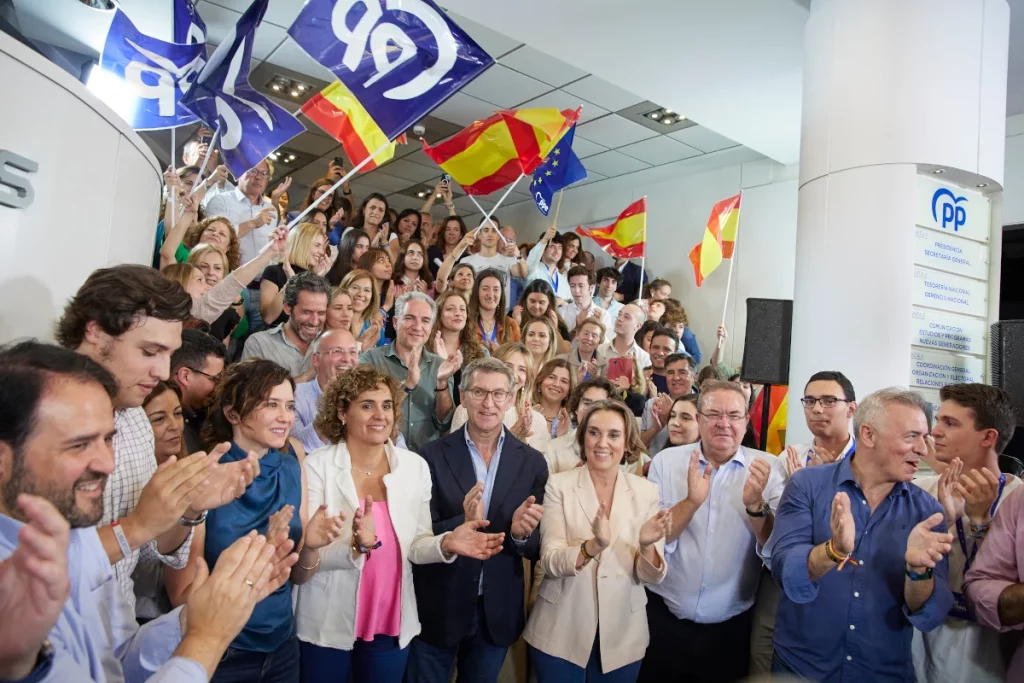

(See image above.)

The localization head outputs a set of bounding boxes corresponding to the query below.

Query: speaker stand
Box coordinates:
[759,384,773,452]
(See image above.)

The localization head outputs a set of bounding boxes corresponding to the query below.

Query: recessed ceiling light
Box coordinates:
[664,109,673,115]
[271,84,280,91]
[290,90,300,97]
[977,182,989,188]
[296,84,306,91]
[661,117,676,125]
[932,169,945,174]
[649,112,661,120]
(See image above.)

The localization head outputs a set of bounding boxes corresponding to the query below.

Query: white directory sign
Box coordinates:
[911,307,988,356]
[912,267,988,317]
[914,228,989,280]
[917,176,991,244]
[910,348,986,389]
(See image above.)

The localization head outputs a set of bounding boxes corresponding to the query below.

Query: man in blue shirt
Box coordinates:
[770,387,955,682]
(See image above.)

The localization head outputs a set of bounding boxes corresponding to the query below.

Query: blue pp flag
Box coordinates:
[173,0,206,45]
[288,0,494,141]
[531,124,587,216]
[98,9,205,130]
[181,0,305,178]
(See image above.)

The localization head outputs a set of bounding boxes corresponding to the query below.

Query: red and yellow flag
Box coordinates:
[688,192,742,287]
[750,386,788,455]
[301,81,397,171]
[421,107,580,195]
[575,198,647,259]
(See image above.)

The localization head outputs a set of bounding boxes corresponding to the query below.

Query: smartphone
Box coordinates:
[607,357,634,385]
[441,173,451,187]
[198,135,212,146]
[332,157,346,168]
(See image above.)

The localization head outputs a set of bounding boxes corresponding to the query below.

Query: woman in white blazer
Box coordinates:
[293,366,504,683]
[524,399,670,683]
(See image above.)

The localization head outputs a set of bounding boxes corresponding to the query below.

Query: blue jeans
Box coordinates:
[531,632,641,683]
[300,637,408,683]
[243,287,264,334]
[404,599,508,683]
[211,635,299,683]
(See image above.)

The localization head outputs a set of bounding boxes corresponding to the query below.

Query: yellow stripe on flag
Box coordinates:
[319,81,396,162]
[699,228,723,277]
[438,122,519,187]
[601,213,647,249]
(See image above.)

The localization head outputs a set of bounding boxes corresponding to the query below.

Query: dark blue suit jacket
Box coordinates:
[615,261,648,303]
[412,426,548,649]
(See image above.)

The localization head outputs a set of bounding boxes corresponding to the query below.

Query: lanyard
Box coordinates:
[479,320,498,344]
[549,268,559,292]
[955,473,1006,576]
[577,350,591,381]
[806,437,856,465]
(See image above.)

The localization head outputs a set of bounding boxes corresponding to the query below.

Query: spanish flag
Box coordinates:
[301,81,398,171]
[688,192,742,286]
[750,386,788,455]
[575,198,647,259]
[422,107,580,196]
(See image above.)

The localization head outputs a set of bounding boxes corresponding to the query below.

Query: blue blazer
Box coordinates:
[412,426,548,649]
[615,261,648,303]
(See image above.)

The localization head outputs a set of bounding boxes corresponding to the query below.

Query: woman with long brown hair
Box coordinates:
[429,290,485,406]
[467,268,520,353]
[532,358,576,441]
[391,240,435,300]
[428,215,467,279]
[339,269,385,350]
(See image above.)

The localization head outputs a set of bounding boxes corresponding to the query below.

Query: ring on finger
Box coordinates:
[244,579,255,588]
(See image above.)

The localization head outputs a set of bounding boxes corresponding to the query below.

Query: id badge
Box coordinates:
[949,591,975,622]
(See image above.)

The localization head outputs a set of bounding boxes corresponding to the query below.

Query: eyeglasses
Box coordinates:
[466,388,510,403]
[321,347,358,358]
[698,411,747,423]
[247,170,270,178]
[800,396,849,409]
[188,367,222,383]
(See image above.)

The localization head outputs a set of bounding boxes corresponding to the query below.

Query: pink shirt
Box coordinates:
[354,500,402,641]
[964,485,1024,681]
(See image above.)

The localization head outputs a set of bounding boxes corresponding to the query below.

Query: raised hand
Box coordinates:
[265,505,294,545]
[442,520,505,559]
[353,496,377,549]
[653,393,672,425]
[510,407,533,442]
[511,305,524,325]
[546,308,560,329]
[463,481,484,523]
[905,512,953,570]
[329,208,345,228]
[437,349,463,384]
[511,495,544,540]
[784,445,804,478]
[554,407,570,437]
[830,492,856,556]
[271,176,292,203]
[685,451,712,508]
[958,467,1003,526]
[543,224,557,244]
[809,445,838,466]
[0,495,70,680]
[639,509,671,548]
[265,226,288,256]
[716,325,728,344]
[405,344,422,389]
[186,445,261,515]
[591,500,611,551]
[742,458,772,512]
[936,457,965,524]
[304,504,345,551]
[433,331,449,360]
[210,164,229,187]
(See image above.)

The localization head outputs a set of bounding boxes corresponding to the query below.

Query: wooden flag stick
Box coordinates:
[717,191,743,351]
[189,123,220,196]
[550,189,564,230]
[169,126,177,223]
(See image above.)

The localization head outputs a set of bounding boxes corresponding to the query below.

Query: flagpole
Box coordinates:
[718,190,743,351]
[169,126,177,224]
[465,194,510,244]
[550,189,564,230]
[189,123,220,196]
[471,173,526,233]
[286,140,393,230]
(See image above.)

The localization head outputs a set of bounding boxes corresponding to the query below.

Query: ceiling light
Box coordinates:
[287,155,296,161]
[271,84,280,91]
[977,182,989,188]
[649,112,660,120]
[290,90,300,97]
[296,84,306,91]
[661,117,676,125]
[269,152,278,159]
[932,169,945,174]
[664,109,673,115]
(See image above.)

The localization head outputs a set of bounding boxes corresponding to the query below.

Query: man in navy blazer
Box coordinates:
[407,358,549,683]
[614,257,649,303]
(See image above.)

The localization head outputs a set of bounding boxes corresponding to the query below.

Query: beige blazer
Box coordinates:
[293,442,455,650]
[524,467,666,672]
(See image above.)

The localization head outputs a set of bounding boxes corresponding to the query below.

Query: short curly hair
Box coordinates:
[201,359,294,450]
[314,365,402,445]
[184,215,241,271]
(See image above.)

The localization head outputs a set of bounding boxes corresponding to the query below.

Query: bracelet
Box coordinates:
[436,384,450,393]
[179,511,207,527]
[580,540,595,565]
[353,536,382,558]
[825,538,854,571]
[111,520,132,559]
[905,566,933,581]
[297,550,320,572]
[969,519,992,533]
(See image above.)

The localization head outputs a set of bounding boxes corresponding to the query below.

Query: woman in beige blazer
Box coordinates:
[524,399,670,682]
[292,366,504,683]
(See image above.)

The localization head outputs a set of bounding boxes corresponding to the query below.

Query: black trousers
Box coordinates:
[637,590,753,683]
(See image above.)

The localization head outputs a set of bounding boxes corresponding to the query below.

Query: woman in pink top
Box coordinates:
[293,366,505,683]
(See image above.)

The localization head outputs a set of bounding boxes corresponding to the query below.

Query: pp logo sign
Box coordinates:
[535,193,550,214]
[0,151,37,210]
[931,188,967,232]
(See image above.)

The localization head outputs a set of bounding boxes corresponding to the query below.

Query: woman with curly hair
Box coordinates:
[294,365,505,683]
[340,269,385,350]
[429,290,485,406]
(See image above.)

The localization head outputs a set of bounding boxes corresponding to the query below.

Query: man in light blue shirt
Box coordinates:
[639,380,784,683]
[0,341,296,682]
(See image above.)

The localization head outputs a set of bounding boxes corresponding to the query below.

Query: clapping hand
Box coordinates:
[554,407,570,437]
[784,445,804,477]
[830,492,856,556]
[304,504,345,551]
[436,349,463,384]
[958,467,1003,526]
[442,520,505,559]
[353,497,377,550]
[433,331,449,360]
[265,505,294,545]
[936,457,965,524]
[590,500,611,552]
[685,451,712,508]
[463,482,484,522]
[186,445,260,515]
[905,512,953,571]
[742,459,772,513]
[510,403,534,442]
[511,495,544,540]
[511,305,524,325]
[639,509,671,548]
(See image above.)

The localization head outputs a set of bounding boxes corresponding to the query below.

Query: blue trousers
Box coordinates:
[404,599,508,683]
[299,637,408,683]
[530,631,641,683]
[211,635,299,683]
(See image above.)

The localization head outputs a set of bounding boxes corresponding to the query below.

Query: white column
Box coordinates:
[787,0,1009,444]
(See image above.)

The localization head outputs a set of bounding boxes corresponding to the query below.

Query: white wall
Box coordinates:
[1003,114,1024,225]
[482,149,799,369]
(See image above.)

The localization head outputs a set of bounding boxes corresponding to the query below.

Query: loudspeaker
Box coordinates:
[741,298,793,385]
[991,321,1024,424]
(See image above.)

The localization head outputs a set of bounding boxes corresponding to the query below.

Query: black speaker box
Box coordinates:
[740,298,793,386]
[991,321,1024,425]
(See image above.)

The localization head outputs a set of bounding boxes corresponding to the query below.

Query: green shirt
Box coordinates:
[360,343,453,452]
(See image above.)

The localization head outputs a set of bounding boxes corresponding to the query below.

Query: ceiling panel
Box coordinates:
[401,147,443,170]
[667,125,741,153]
[499,45,589,88]
[279,131,338,157]
[427,92,498,128]
[377,159,444,183]
[517,89,608,124]
[202,0,302,29]
[571,137,608,159]
[445,11,524,58]
[617,136,703,166]
[575,171,608,187]
[462,64,553,108]
[196,1,286,61]
[562,75,645,112]
[576,115,658,148]
[579,149,651,177]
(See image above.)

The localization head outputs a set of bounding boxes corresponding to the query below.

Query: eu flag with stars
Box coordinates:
[531,124,587,216]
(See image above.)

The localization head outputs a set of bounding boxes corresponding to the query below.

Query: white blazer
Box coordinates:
[293,441,455,650]
[524,467,666,672]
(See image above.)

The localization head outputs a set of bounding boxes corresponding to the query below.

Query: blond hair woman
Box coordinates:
[260,222,330,327]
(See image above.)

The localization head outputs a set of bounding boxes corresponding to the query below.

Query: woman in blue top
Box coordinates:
[169,359,345,683]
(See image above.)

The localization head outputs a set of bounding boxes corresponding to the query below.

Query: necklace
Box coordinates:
[352,455,385,477]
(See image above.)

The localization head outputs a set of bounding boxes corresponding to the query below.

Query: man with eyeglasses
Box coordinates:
[169,329,227,454]
[640,380,784,683]
[641,353,696,450]
[408,358,548,683]
[205,159,280,331]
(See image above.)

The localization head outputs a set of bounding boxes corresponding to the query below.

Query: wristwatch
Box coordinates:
[180,510,207,527]
[745,501,770,518]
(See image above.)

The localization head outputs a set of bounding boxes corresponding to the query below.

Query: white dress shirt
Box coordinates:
[768,434,856,503]
[597,339,651,371]
[647,442,785,623]
[558,300,614,342]
[204,186,279,271]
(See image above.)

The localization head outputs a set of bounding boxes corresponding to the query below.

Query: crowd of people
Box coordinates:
[3,129,1024,683]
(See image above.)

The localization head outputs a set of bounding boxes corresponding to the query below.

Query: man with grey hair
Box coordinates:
[770,387,955,681]
[408,357,548,683]
[361,291,462,451]
[242,270,329,375]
